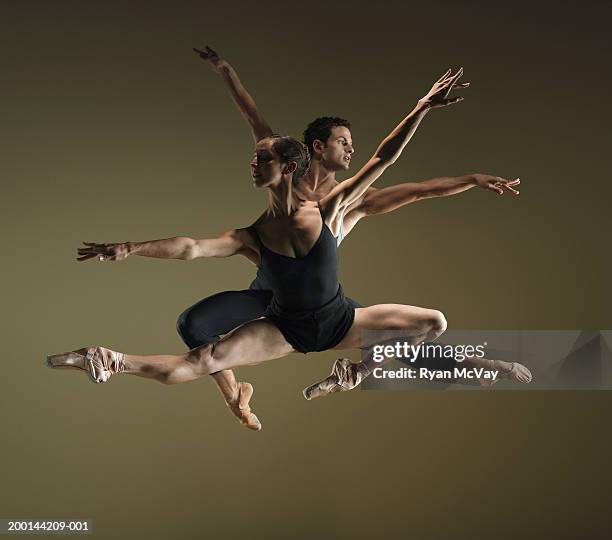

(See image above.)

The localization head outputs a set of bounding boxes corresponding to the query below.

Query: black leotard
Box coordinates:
[249,205,355,353]
[251,207,339,311]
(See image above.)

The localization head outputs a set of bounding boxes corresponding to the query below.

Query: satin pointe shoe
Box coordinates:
[47,346,125,384]
[302,358,369,400]
[225,382,262,431]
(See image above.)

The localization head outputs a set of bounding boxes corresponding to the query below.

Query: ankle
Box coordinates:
[356,362,371,378]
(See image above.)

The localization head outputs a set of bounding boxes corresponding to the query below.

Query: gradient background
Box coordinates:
[1,1,610,538]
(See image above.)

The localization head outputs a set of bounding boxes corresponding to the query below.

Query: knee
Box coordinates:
[185,344,217,376]
[176,308,193,344]
[176,306,216,349]
[429,310,447,337]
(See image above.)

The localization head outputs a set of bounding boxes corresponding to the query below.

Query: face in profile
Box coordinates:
[317,126,355,171]
[251,139,282,188]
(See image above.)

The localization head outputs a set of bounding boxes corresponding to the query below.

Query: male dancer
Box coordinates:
[181,47,525,402]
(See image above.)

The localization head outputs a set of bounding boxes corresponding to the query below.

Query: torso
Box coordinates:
[252,201,323,259]
[250,201,340,311]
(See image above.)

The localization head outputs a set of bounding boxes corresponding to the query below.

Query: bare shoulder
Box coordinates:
[291,201,320,226]
[232,227,261,264]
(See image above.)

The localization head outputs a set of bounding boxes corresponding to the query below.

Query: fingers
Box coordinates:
[487,181,504,195]
[448,66,464,85]
[442,67,463,97]
[193,46,212,59]
[442,96,464,106]
[437,68,452,82]
[487,177,521,195]
[204,45,218,57]
[76,253,99,262]
[193,45,219,61]
[77,245,106,255]
[499,177,521,195]
[503,183,520,195]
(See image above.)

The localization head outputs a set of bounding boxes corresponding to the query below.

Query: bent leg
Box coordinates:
[334,303,447,352]
[303,303,447,400]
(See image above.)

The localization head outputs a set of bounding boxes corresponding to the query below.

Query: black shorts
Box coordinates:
[264,285,355,353]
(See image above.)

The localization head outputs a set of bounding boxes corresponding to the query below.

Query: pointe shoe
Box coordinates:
[225,382,262,431]
[499,362,532,383]
[47,346,125,384]
[302,358,369,400]
[480,360,533,386]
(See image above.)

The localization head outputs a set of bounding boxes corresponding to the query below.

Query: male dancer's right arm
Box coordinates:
[194,46,273,143]
[76,229,254,262]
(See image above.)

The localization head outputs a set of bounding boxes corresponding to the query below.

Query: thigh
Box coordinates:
[207,317,295,372]
[333,303,440,350]
[177,289,273,348]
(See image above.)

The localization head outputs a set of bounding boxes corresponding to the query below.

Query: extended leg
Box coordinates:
[48,318,294,385]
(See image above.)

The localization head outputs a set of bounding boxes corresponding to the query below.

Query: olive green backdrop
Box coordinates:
[1,1,610,538]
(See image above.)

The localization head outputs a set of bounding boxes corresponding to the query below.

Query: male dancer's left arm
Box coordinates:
[343,173,520,227]
[321,68,467,214]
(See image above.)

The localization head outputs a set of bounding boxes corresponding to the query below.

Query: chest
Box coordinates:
[256,208,324,259]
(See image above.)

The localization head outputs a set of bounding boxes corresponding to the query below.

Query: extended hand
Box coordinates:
[419,67,469,109]
[473,174,520,195]
[77,242,131,262]
[193,45,226,73]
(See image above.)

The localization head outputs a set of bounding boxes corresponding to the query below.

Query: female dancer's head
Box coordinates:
[251,136,310,189]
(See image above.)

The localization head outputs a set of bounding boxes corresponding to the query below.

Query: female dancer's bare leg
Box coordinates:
[48,304,448,424]
[48,319,293,430]
[303,305,531,398]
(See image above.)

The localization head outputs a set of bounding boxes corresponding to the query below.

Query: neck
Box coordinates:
[266,178,298,217]
[300,157,337,193]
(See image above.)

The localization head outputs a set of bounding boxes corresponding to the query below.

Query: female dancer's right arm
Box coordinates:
[76,229,256,262]
[194,45,273,143]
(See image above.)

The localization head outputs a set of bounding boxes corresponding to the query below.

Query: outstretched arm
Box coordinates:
[76,228,254,262]
[359,174,521,216]
[320,68,468,216]
[194,46,273,143]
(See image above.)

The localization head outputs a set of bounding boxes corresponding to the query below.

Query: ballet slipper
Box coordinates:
[47,346,125,384]
[479,360,532,386]
[302,358,369,400]
[225,382,262,431]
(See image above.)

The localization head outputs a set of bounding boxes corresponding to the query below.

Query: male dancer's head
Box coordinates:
[303,117,354,172]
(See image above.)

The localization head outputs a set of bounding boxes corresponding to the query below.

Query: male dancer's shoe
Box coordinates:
[302,358,370,400]
[47,346,125,383]
[479,360,532,386]
[224,382,262,431]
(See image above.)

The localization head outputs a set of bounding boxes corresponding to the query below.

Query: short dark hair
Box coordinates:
[303,117,351,155]
[270,136,311,186]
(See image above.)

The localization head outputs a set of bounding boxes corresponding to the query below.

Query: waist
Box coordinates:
[267,284,345,318]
